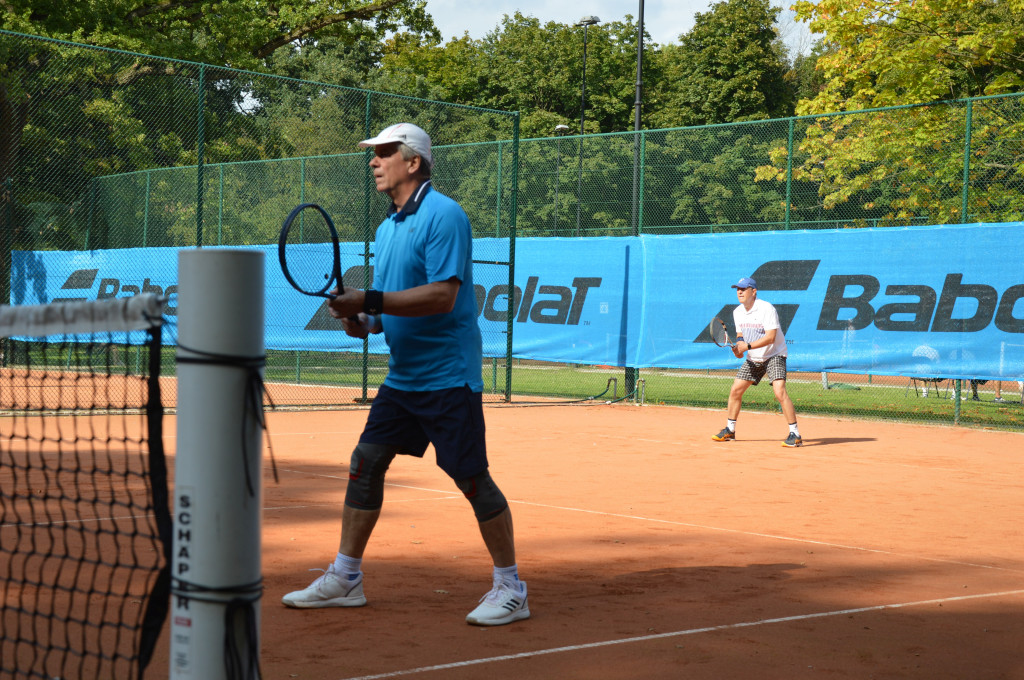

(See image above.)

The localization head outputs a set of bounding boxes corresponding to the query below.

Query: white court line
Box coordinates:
[272,467,1024,575]
[513,499,1024,574]
[276,468,463,498]
[336,589,1024,680]
[543,431,1018,476]
[265,496,461,512]
[267,469,463,511]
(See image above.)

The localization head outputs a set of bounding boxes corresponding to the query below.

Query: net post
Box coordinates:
[172,249,265,679]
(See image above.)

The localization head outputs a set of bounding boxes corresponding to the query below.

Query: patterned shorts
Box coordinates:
[736,355,787,386]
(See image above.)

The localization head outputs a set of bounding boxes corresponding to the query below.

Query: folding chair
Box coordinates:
[906,377,949,398]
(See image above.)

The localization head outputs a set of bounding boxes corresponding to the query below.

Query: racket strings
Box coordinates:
[281,205,339,295]
[710,318,731,347]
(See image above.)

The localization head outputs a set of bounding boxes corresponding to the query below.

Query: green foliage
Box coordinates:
[643,123,791,231]
[378,12,661,138]
[794,0,1024,112]
[1,0,438,69]
[649,0,795,129]
[788,43,828,104]
[0,0,440,262]
[755,0,1024,225]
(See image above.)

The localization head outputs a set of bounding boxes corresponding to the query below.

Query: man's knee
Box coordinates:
[344,443,397,511]
[454,470,508,522]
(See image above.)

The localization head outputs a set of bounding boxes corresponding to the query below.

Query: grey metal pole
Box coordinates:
[580,23,589,135]
[626,1,644,398]
[633,0,644,134]
[575,17,599,237]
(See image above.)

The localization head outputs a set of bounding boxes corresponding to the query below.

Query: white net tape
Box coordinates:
[0,294,164,338]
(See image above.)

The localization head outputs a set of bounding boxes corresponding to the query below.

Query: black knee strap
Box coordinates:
[455,470,508,521]
[344,443,397,510]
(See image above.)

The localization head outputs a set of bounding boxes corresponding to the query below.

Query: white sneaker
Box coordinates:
[466,580,530,626]
[282,567,367,608]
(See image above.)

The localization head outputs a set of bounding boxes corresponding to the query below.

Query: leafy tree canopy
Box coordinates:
[377,12,662,138]
[793,0,1024,113]
[763,0,1024,230]
[1,0,439,70]
[649,0,794,129]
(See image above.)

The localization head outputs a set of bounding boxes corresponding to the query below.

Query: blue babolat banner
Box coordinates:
[10,222,1024,380]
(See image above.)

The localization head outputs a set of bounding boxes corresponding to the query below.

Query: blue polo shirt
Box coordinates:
[373,181,484,392]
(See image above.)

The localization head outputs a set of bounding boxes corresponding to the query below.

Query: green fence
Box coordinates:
[0,30,521,405]
[3,29,1023,428]
[516,94,1024,236]
[95,92,1024,240]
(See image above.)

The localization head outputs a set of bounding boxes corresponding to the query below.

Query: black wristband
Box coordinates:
[363,289,383,315]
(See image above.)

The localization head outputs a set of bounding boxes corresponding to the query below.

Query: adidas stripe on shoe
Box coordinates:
[281,566,367,608]
[466,581,530,626]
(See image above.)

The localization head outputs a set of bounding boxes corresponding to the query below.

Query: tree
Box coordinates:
[377,13,659,138]
[792,0,1024,113]
[788,42,828,104]
[752,0,1024,229]
[0,0,439,295]
[1,0,437,69]
[648,0,795,129]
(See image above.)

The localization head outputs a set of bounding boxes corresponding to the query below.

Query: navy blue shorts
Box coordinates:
[359,384,488,480]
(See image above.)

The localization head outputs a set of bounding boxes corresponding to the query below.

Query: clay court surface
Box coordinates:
[148,404,1024,679]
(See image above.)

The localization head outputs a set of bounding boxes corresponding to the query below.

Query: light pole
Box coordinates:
[575,16,599,237]
[576,16,600,135]
[554,124,569,237]
[626,1,644,399]
[630,1,645,238]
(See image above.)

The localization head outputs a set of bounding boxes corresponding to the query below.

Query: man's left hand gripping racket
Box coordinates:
[278,203,343,299]
[710,317,738,349]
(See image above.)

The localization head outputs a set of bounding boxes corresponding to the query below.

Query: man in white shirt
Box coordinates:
[712,276,803,447]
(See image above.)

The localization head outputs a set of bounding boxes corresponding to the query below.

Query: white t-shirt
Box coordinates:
[733,298,787,362]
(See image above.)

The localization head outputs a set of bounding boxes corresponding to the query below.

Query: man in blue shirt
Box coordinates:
[281,123,528,626]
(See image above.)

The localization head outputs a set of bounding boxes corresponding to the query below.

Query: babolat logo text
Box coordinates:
[474,276,601,325]
[303,266,601,330]
[818,274,1024,333]
[57,268,178,314]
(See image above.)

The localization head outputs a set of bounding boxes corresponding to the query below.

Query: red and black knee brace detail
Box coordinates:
[344,443,397,510]
[455,470,508,521]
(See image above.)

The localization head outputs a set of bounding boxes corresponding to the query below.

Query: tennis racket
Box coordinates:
[710,317,738,349]
[278,203,343,299]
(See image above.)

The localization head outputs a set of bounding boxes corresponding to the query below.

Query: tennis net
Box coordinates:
[0,294,171,680]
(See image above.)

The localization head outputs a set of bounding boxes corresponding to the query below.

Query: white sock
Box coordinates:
[493,565,522,591]
[727,419,737,433]
[789,423,800,436]
[333,553,362,581]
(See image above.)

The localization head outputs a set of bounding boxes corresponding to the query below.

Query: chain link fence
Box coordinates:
[510,94,1023,429]
[517,94,1024,236]
[3,29,1022,428]
[0,30,520,407]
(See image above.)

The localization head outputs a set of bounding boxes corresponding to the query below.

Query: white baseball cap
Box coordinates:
[358,123,433,166]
